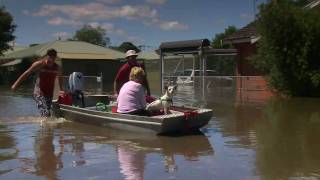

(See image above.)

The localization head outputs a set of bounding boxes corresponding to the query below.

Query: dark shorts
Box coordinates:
[34,95,52,117]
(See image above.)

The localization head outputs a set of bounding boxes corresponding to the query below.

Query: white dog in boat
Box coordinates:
[146,85,177,114]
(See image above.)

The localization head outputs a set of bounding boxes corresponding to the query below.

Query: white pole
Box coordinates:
[182,56,185,73]
[192,55,195,73]
[100,72,103,93]
[160,51,164,93]
[201,48,205,99]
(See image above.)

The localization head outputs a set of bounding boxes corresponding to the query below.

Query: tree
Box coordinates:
[0,6,16,55]
[251,0,320,96]
[73,25,109,46]
[212,26,237,48]
[112,42,140,53]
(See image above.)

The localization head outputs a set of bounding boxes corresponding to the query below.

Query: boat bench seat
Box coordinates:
[86,105,114,112]
[86,106,97,110]
[152,110,185,118]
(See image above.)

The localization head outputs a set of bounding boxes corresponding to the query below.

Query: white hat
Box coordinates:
[125,50,138,58]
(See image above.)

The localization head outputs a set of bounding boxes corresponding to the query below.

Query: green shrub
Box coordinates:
[252,0,320,96]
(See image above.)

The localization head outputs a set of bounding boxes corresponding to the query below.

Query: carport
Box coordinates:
[158,39,237,96]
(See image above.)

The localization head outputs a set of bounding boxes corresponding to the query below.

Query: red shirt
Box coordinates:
[34,60,59,97]
[114,61,144,93]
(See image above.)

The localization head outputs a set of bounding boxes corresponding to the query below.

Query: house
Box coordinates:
[223,22,260,76]
[0,45,27,66]
[0,46,28,84]
[223,21,273,104]
[0,40,126,86]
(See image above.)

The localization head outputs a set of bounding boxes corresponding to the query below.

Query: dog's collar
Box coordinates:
[160,98,173,103]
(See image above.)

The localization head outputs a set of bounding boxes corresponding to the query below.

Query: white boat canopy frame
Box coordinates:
[158,39,237,92]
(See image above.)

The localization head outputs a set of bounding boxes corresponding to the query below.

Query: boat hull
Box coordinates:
[53,95,213,134]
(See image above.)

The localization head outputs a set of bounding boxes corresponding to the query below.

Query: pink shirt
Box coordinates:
[117,81,146,113]
[117,145,144,180]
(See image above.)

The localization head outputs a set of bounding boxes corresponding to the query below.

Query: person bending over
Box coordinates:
[11,49,63,117]
[116,67,150,116]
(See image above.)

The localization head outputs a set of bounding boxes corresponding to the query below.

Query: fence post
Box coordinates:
[100,72,103,94]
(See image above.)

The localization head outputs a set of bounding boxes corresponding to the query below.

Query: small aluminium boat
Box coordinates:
[53,95,213,135]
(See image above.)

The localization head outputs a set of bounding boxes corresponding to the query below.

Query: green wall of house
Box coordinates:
[61,59,122,81]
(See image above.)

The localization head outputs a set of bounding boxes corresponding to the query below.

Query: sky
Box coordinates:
[1,0,266,49]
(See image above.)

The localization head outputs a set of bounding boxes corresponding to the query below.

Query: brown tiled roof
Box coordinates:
[224,22,258,42]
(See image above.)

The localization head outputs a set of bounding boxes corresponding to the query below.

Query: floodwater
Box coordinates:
[1,84,320,180]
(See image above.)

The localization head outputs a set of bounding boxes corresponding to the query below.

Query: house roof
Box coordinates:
[0,59,22,67]
[3,46,27,54]
[0,46,28,64]
[0,40,125,61]
[223,22,259,44]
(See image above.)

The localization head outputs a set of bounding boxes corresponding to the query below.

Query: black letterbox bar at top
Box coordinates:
[159,39,210,53]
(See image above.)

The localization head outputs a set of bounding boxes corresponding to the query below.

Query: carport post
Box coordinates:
[192,55,196,74]
[199,47,205,98]
[160,50,164,93]
[100,72,103,93]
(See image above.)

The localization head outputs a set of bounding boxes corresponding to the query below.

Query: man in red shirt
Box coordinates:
[11,49,63,117]
[114,50,150,96]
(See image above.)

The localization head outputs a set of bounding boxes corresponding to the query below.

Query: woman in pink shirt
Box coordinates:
[117,67,150,116]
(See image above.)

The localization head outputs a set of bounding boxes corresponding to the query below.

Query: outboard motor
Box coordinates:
[69,72,85,107]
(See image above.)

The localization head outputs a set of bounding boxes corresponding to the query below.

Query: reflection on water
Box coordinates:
[1,83,320,179]
[33,125,63,179]
[60,123,214,180]
[0,95,37,118]
[117,144,145,180]
[0,124,17,175]
[256,98,320,179]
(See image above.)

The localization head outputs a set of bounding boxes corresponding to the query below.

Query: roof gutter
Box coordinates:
[223,36,260,45]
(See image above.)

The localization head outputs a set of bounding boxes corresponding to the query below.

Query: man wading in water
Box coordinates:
[11,49,63,117]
